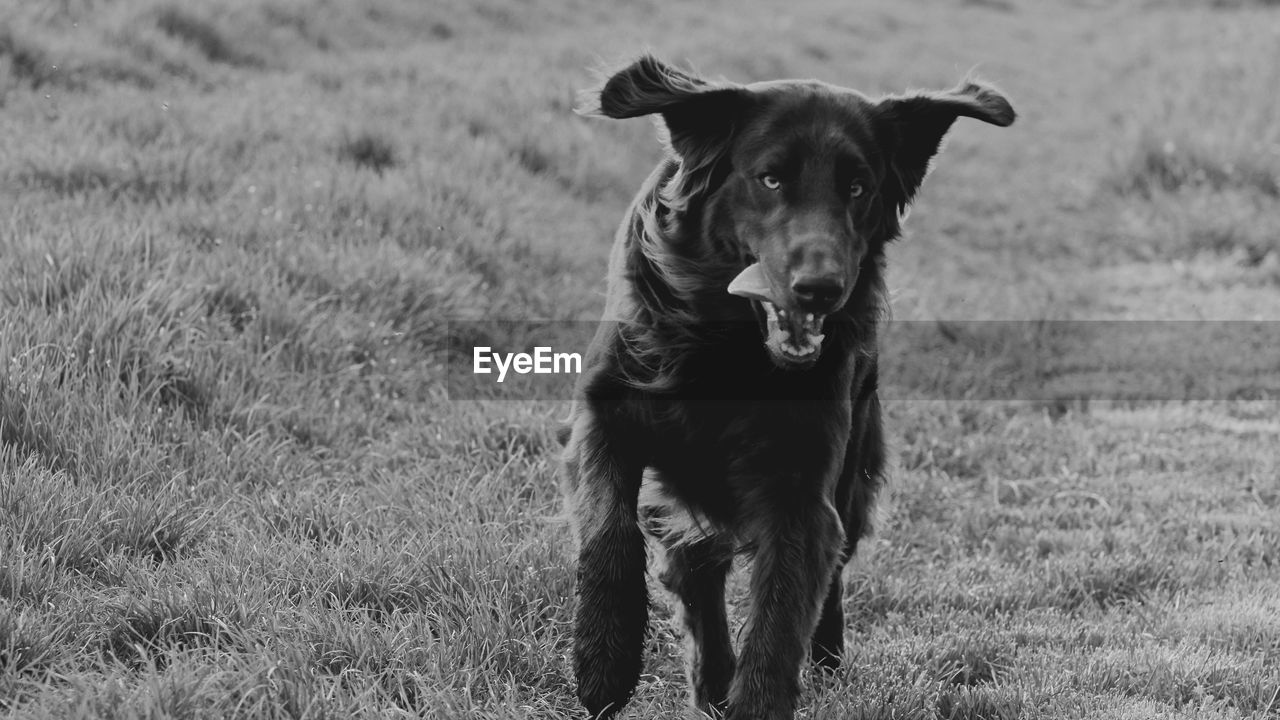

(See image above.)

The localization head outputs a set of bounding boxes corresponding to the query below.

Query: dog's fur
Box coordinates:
[562,55,1014,720]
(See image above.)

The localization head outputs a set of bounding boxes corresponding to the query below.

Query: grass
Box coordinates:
[338,131,398,175]
[1,0,1278,718]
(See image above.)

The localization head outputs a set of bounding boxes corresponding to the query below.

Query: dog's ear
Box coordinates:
[875,79,1015,214]
[578,54,748,166]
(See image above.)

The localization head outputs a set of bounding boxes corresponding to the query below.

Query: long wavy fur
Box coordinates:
[614,163,753,393]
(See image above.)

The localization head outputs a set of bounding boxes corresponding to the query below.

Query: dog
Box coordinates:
[561,55,1014,720]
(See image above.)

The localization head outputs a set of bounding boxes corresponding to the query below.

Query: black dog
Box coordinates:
[562,55,1014,719]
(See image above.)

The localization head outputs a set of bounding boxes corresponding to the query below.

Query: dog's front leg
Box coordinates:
[565,412,648,719]
[660,536,736,714]
[727,501,843,720]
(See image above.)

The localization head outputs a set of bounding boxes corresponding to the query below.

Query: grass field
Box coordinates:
[2,1,1278,718]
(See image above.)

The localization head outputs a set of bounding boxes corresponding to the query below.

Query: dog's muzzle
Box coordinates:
[728,263,828,367]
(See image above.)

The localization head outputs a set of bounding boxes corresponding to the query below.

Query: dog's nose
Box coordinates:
[790,275,844,312]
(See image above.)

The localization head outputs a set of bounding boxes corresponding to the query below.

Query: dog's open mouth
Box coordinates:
[728,263,826,368]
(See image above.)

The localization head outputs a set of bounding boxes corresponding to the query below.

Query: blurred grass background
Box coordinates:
[1,0,1278,718]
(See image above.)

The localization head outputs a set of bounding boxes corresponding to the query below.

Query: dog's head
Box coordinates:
[581,55,1015,370]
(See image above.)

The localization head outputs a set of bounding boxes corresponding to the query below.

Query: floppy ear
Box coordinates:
[578,55,748,207]
[876,79,1015,214]
[578,54,747,156]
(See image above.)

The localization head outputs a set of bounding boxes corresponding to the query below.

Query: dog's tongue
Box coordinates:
[727,263,775,303]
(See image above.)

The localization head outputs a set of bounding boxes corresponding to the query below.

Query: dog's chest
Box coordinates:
[648,394,851,471]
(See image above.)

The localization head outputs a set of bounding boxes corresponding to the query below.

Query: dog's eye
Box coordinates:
[849,182,865,199]
[759,175,782,191]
